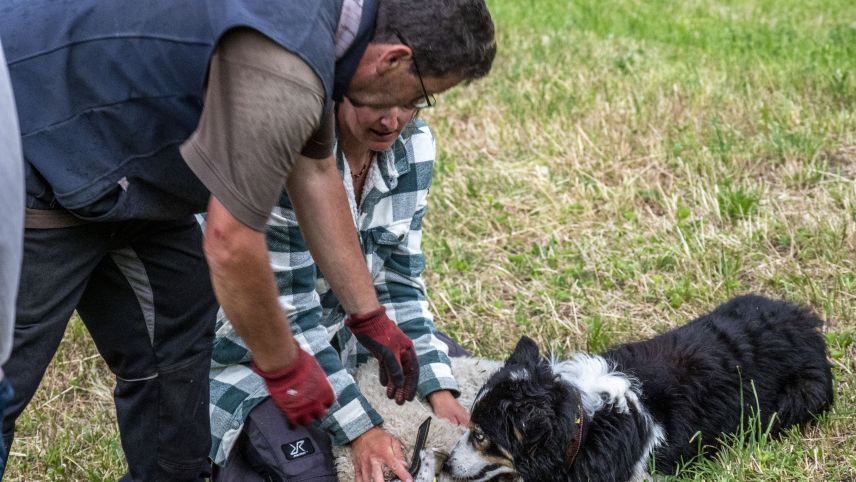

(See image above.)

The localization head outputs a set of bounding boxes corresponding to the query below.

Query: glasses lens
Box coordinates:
[412,94,436,110]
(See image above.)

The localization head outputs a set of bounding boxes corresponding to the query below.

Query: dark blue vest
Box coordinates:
[1,0,376,221]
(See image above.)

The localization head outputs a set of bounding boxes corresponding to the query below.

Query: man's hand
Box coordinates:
[252,343,335,426]
[427,390,469,426]
[346,307,419,404]
[351,427,412,482]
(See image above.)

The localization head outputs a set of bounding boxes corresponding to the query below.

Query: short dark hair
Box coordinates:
[374,0,496,81]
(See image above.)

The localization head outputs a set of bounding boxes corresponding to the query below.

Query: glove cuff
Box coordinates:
[345,306,389,332]
[251,344,309,384]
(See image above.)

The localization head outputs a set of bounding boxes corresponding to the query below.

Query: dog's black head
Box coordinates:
[443,337,584,481]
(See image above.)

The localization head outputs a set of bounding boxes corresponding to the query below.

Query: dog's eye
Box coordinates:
[473,431,485,443]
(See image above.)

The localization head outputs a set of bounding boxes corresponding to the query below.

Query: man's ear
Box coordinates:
[375,43,412,75]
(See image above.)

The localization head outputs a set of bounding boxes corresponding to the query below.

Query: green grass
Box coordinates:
[5,0,856,479]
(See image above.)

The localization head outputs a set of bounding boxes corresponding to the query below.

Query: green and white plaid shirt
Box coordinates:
[208,119,459,465]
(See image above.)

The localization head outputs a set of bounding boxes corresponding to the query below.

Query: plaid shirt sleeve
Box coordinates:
[209,203,384,464]
[373,122,460,399]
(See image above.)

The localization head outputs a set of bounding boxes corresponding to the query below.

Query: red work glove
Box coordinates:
[346,306,419,405]
[251,344,335,426]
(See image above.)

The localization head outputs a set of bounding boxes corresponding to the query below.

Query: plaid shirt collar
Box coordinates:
[337,127,414,199]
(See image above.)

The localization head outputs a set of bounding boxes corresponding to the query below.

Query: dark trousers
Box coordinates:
[213,332,470,481]
[0,378,12,480]
[0,217,218,481]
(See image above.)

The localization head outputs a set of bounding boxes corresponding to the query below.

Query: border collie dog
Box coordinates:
[443,295,834,481]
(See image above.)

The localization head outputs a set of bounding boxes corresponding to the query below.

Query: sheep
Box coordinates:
[334,357,501,481]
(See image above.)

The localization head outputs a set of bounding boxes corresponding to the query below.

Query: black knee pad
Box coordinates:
[235,399,337,482]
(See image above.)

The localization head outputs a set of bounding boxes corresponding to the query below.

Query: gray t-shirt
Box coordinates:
[0,38,24,379]
[181,28,335,231]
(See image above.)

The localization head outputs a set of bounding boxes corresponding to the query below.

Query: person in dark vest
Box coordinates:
[0,1,496,480]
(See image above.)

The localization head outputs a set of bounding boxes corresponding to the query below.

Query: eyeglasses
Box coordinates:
[393,30,436,110]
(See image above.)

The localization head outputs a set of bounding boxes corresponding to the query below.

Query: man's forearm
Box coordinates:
[286,154,379,315]
[204,197,297,372]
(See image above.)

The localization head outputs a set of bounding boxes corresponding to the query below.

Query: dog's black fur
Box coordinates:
[443,295,834,481]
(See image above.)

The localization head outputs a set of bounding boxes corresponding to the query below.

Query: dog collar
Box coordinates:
[563,402,586,468]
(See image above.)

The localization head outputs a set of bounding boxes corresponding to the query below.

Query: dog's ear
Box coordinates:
[507,336,540,367]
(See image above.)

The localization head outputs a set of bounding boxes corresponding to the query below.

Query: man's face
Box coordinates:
[346,72,461,110]
[346,43,463,110]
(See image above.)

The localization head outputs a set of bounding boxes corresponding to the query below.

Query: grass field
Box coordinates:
[5,0,855,480]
